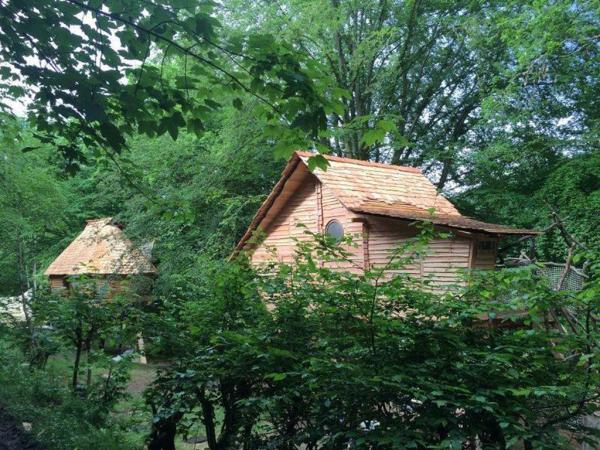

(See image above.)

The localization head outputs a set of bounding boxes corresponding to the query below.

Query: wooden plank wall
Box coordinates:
[49,276,66,289]
[471,239,498,270]
[422,238,471,287]
[250,176,365,271]
[365,218,468,285]
[49,275,130,298]
[367,216,421,279]
[251,176,319,264]
[250,174,492,286]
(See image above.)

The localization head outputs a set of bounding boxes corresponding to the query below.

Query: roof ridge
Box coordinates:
[294,151,421,174]
[86,217,112,224]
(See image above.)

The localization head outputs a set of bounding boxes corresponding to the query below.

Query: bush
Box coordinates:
[0,340,139,450]
[147,230,600,449]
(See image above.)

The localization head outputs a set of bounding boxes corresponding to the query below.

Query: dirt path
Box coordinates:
[0,407,42,450]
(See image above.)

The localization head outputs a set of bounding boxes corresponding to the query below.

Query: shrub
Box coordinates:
[0,340,139,450]
[146,231,600,449]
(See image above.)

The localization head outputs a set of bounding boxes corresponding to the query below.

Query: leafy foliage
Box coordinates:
[0,125,73,295]
[457,151,600,261]
[145,232,600,449]
[0,0,330,168]
[41,278,143,396]
[0,1,599,449]
[224,0,599,187]
[0,339,137,450]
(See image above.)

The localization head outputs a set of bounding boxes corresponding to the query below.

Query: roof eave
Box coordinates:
[45,267,157,276]
[231,153,303,258]
[349,208,541,237]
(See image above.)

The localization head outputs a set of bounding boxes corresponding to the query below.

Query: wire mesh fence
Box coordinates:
[535,262,588,291]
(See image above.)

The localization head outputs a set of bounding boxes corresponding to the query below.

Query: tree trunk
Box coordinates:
[215,390,242,450]
[103,366,113,402]
[197,387,218,450]
[85,344,92,388]
[16,237,36,355]
[72,339,82,391]
[84,327,95,389]
[147,411,183,450]
[437,158,452,190]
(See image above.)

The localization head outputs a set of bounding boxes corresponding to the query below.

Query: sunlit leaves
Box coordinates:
[153,230,600,448]
[0,0,329,165]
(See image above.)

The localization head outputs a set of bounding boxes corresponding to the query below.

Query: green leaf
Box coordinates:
[307,154,328,171]
[361,128,386,146]
[232,98,243,110]
[377,119,396,132]
[267,373,287,381]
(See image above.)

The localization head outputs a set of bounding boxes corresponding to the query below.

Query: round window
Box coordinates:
[325,219,344,241]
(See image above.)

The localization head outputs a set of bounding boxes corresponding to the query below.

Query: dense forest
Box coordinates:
[0,0,599,449]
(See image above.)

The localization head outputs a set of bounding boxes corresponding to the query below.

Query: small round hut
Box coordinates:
[45,218,156,294]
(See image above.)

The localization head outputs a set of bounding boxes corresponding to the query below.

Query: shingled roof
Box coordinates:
[235,151,539,253]
[45,218,156,276]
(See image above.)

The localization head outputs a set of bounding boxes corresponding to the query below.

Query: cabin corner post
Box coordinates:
[350,217,370,271]
[316,180,324,233]
[362,221,370,271]
[468,239,475,270]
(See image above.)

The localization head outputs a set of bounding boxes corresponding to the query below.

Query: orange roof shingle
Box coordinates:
[296,151,460,216]
[45,218,156,276]
[351,200,537,235]
[234,152,539,253]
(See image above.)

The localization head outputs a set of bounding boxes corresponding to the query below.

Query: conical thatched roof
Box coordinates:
[45,218,156,276]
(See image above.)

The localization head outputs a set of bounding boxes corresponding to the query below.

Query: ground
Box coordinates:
[0,349,209,449]
[0,407,42,450]
[114,361,210,449]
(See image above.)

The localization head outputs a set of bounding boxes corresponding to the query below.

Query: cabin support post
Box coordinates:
[351,217,370,271]
[316,181,324,233]
[362,221,370,270]
[137,332,147,365]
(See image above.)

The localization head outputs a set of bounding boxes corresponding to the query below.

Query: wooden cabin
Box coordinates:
[235,152,538,287]
[45,218,156,294]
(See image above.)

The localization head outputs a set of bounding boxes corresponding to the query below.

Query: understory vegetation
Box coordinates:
[2,234,599,449]
[144,234,600,449]
[0,0,599,449]
[0,340,137,450]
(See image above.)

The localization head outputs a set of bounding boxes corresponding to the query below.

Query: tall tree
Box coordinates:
[225,0,599,189]
[0,120,72,296]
